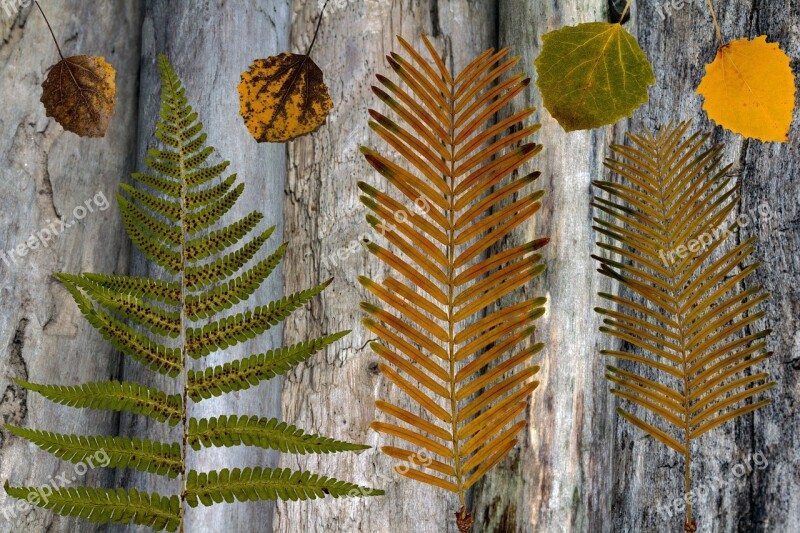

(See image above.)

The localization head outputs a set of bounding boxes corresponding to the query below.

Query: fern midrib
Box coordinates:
[168,64,190,533]
[653,130,694,525]
[446,74,466,505]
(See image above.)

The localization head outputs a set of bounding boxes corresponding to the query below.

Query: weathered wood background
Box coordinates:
[0,0,797,532]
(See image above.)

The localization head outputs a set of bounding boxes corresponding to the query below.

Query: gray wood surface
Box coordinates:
[0,2,141,532]
[274,2,497,532]
[113,1,289,532]
[0,1,797,532]
[471,1,617,531]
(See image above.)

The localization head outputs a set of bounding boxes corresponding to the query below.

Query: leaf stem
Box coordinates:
[705,0,724,46]
[654,126,694,532]
[35,1,64,60]
[162,60,190,533]
[305,0,329,57]
[619,0,633,24]
[445,43,470,533]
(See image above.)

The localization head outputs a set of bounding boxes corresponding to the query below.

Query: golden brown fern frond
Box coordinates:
[594,121,775,531]
[360,36,547,531]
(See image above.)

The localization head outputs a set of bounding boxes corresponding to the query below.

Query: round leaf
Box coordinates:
[535,22,655,131]
[697,36,796,143]
[238,53,333,143]
[40,55,117,137]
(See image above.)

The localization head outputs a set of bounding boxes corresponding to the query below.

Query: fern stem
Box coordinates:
[170,63,190,533]
[447,75,463,502]
[446,65,472,533]
[653,129,694,531]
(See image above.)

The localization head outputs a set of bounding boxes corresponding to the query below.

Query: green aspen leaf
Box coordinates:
[534,22,655,131]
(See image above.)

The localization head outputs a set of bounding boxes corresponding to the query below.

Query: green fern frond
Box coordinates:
[185,183,244,234]
[186,160,230,188]
[131,171,181,197]
[118,194,183,246]
[4,482,181,532]
[185,281,330,358]
[57,273,181,338]
[120,209,183,273]
[185,468,384,507]
[4,426,182,478]
[187,331,349,401]
[84,310,182,375]
[14,379,181,425]
[187,416,370,454]
[120,184,182,222]
[6,54,379,530]
[186,174,237,209]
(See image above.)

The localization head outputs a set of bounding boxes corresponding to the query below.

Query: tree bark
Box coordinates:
[113,1,289,532]
[0,2,141,532]
[279,1,800,532]
[470,1,618,531]
[0,1,797,532]
[475,1,800,532]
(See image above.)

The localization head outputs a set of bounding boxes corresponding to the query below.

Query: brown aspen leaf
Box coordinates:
[40,55,117,137]
[697,36,796,142]
[238,53,333,143]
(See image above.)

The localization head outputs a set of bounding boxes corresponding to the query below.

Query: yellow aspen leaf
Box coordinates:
[697,36,796,142]
[40,54,117,138]
[238,53,333,143]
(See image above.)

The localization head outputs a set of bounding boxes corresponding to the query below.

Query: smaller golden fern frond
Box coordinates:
[594,121,775,531]
[362,35,547,531]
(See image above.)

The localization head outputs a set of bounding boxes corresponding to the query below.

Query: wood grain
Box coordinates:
[0,1,796,532]
[0,2,141,531]
[275,1,496,531]
[112,1,289,532]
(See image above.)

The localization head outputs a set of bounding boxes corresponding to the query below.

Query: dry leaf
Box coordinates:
[40,55,117,138]
[238,53,333,143]
[697,36,796,142]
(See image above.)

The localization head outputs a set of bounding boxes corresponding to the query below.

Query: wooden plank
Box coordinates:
[113,1,289,531]
[276,1,497,531]
[469,2,618,531]
[0,2,142,532]
[479,2,800,532]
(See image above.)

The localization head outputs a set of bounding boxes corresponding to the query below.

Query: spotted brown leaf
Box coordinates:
[238,53,333,143]
[40,55,116,138]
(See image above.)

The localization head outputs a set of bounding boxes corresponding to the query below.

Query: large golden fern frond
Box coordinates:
[360,36,547,531]
[594,121,775,532]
